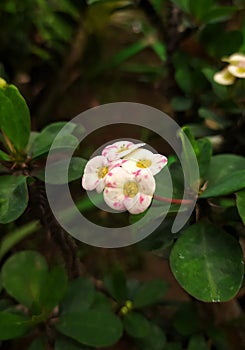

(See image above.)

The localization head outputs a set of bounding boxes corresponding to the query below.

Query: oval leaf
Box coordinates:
[123,312,151,338]
[133,279,168,308]
[0,311,31,340]
[2,251,48,311]
[170,222,244,302]
[56,309,123,347]
[136,323,166,350]
[36,157,86,184]
[236,189,245,225]
[0,175,28,223]
[0,85,30,151]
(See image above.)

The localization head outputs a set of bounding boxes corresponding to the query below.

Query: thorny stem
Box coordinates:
[153,194,194,205]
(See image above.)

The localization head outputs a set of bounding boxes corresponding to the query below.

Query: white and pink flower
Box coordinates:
[103,167,156,214]
[214,52,245,85]
[82,156,122,193]
[122,148,168,175]
[81,140,168,214]
[102,140,145,161]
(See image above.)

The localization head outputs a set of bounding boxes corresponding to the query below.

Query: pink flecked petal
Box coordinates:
[82,173,99,191]
[135,169,156,196]
[102,141,145,161]
[150,154,168,175]
[103,187,126,211]
[105,166,132,189]
[124,193,152,214]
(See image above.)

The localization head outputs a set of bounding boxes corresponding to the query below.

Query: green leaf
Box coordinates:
[0,150,11,161]
[196,138,212,181]
[200,170,245,198]
[0,175,28,223]
[200,154,245,198]
[60,277,95,315]
[30,122,78,159]
[188,334,209,350]
[236,189,245,225]
[123,311,151,338]
[136,323,166,350]
[55,334,91,350]
[133,279,168,308]
[0,220,41,261]
[171,97,192,111]
[39,266,68,314]
[188,0,215,20]
[56,309,123,347]
[0,85,30,151]
[0,311,31,340]
[1,251,48,311]
[36,157,86,184]
[170,222,244,302]
[201,6,237,24]
[104,269,127,303]
[173,302,201,336]
[175,67,193,93]
[171,0,190,12]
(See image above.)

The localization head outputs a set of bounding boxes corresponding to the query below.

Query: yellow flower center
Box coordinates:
[136,159,152,168]
[237,67,245,74]
[117,145,128,153]
[97,166,109,178]
[123,181,139,197]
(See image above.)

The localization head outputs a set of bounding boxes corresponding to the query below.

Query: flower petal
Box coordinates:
[82,173,99,191]
[102,141,145,161]
[135,168,156,196]
[124,193,152,214]
[105,166,133,189]
[103,186,126,211]
[213,68,235,85]
[227,64,245,78]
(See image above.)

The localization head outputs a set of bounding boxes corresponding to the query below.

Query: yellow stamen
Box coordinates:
[97,166,108,178]
[136,159,152,168]
[123,181,138,197]
[117,145,128,153]
[237,67,245,74]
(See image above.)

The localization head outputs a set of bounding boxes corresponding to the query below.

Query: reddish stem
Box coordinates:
[153,194,194,205]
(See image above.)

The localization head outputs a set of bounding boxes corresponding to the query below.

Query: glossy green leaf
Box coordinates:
[36,157,86,184]
[30,122,78,158]
[200,154,245,197]
[56,309,123,347]
[170,222,244,302]
[0,221,40,261]
[60,277,95,315]
[0,85,30,151]
[196,138,212,181]
[39,266,68,314]
[2,251,48,311]
[136,323,166,350]
[0,150,11,161]
[123,311,151,338]
[236,189,245,225]
[0,175,28,223]
[188,334,209,350]
[200,170,245,198]
[104,269,127,303]
[175,67,193,93]
[0,311,31,340]
[133,279,168,308]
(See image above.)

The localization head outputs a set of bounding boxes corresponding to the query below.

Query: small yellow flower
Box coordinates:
[0,78,7,88]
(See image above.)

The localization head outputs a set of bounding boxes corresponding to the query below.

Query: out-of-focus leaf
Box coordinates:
[0,150,11,161]
[123,311,151,338]
[136,323,166,350]
[1,251,48,311]
[56,309,123,347]
[188,334,209,350]
[0,311,31,340]
[133,279,168,308]
[104,269,127,303]
[0,221,40,261]
[0,175,28,224]
[236,189,245,225]
[201,6,237,24]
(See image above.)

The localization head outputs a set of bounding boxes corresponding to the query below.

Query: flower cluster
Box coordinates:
[82,141,168,214]
[214,53,245,85]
